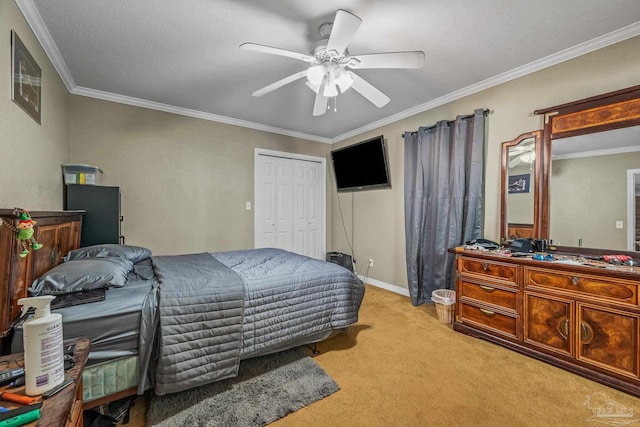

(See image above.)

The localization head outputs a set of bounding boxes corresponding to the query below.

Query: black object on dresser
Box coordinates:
[64,184,122,247]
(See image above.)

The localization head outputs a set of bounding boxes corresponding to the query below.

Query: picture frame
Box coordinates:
[11,30,41,124]
[508,173,530,194]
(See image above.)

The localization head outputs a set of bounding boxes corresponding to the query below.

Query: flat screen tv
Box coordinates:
[331,135,391,192]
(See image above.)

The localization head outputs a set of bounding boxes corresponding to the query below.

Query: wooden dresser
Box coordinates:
[454,248,640,396]
[0,210,84,348]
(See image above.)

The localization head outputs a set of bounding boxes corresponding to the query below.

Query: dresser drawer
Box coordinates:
[458,257,518,286]
[525,267,638,306]
[459,279,518,312]
[458,302,519,340]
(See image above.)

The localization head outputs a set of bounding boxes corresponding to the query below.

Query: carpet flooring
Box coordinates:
[123,284,640,426]
[145,347,339,426]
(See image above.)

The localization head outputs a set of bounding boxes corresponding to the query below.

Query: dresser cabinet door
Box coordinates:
[0,228,33,336]
[33,224,60,280]
[56,221,80,262]
[32,221,80,280]
[577,304,639,378]
[524,291,574,357]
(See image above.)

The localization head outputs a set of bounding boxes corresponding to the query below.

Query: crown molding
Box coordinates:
[331,21,640,143]
[15,0,640,145]
[553,144,640,161]
[15,0,75,90]
[71,86,332,143]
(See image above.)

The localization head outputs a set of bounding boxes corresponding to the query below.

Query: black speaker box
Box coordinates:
[326,252,354,272]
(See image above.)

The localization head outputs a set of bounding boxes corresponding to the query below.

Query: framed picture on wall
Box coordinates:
[508,173,530,194]
[11,30,41,124]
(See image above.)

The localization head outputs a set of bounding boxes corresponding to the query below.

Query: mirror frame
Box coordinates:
[500,130,542,243]
[535,84,640,242]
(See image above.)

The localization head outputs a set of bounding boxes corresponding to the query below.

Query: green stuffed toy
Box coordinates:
[0,209,44,258]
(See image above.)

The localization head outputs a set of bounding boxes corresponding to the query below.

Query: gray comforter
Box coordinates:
[152,248,364,395]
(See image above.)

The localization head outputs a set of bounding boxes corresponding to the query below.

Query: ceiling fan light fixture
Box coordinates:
[335,70,353,93]
[323,81,338,97]
[307,65,325,86]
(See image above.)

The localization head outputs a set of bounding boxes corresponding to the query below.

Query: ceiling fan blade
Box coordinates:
[240,43,315,63]
[348,51,425,69]
[326,10,362,57]
[313,81,329,116]
[350,73,390,108]
[252,70,308,97]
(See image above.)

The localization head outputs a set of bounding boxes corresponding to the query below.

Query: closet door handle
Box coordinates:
[50,248,57,265]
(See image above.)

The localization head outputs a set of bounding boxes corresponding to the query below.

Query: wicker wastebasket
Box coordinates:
[431,289,456,324]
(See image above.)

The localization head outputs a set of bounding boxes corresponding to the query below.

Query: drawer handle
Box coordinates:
[557,318,569,340]
[482,262,489,271]
[479,285,496,292]
[581,322,594,344]
[571,276,580,286]
[479,308,495,317]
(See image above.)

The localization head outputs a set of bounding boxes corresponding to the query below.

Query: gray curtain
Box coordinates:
[404,109,485,306]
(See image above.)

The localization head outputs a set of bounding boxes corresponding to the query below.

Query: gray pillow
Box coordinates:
[64,244,151,264]
[30,257,134,296]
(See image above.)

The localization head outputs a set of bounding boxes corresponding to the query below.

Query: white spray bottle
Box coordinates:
[18,296,65,396]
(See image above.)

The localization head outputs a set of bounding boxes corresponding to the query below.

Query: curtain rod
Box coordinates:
[401,108,492,137]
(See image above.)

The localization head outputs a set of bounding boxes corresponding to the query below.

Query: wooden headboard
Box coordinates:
[0,209,84,343]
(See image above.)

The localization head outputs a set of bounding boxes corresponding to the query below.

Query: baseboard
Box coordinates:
[357,275,410,297]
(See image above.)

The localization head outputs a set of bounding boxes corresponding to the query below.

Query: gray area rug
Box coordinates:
[146,347,339,426]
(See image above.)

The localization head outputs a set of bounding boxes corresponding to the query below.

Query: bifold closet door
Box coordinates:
[255,154,323,259]
[292,160,322,259]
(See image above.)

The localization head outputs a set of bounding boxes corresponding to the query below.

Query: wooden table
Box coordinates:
[0,337,90,427]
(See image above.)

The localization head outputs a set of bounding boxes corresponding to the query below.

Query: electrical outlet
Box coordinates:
[368,258,374,267]
[616,220,623,229]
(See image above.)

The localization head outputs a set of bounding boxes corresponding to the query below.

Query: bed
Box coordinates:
[10,244,365,406]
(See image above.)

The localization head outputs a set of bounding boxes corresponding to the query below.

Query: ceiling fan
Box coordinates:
[240,9,425,116]
[508,145,536,168]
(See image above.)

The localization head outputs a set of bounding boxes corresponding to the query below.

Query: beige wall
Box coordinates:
[550,152,640,250]
[330,36,640,290]
[69,96,330,255]
[3,0,639,290]
[0,1,70,209]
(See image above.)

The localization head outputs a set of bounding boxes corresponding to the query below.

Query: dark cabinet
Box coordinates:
[64,185,122,247]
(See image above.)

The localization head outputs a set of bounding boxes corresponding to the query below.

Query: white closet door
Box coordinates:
[292,160,323,258]
[255,155,277,248]
[305,161,323,259]
[292,162,307,256]
[255,151,325,259]
[275,158,293,251]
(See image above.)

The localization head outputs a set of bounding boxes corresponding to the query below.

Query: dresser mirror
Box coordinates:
[535,84,640,251]
[500,131,541,243]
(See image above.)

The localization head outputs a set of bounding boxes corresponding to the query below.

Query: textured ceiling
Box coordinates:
[17,0,640,142]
